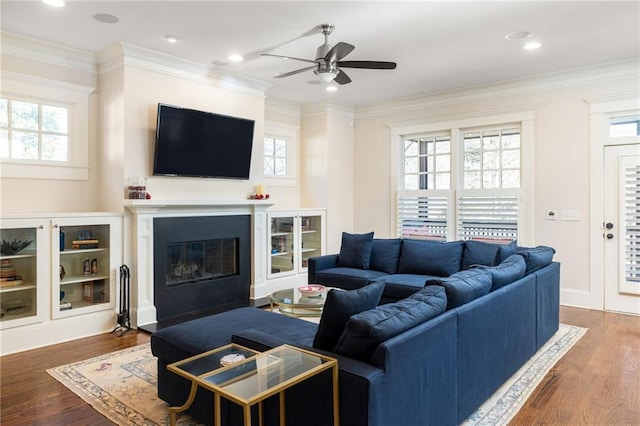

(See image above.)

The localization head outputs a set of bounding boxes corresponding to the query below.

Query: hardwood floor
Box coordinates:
[0,306,638,425]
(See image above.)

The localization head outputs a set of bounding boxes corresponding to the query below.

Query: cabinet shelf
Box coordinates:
[60,247,108,256]
[271,232,291,237]
[301,230,317,234]
[0,251,37,260]
[301,248,318,253]
[271,252,290,257]
[0,283,36,293]
[60,274,109,286]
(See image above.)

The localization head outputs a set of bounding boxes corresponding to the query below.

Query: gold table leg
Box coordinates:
[332,363,340,426]
[215,393,222,426]
[279,390,286,426]
[169,382,198,426]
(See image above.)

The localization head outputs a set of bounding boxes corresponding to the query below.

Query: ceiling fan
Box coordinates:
[261,24,397,85]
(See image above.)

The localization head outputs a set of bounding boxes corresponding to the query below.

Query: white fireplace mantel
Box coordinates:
[124,199,274,327]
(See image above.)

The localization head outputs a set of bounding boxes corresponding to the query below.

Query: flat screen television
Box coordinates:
[153,104,255,179]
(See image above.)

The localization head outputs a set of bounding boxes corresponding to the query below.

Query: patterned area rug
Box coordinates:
[48,324,586,426]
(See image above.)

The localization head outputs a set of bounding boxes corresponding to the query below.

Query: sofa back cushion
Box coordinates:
[397,239,464,277]
[337,232,375,269]
[334,285,447,360]
[517,245,556,274]
[312,280,385,351]
[473,254,526,291]
[370,238,402,274]
[462,240,518,269]
[427,269,492,309]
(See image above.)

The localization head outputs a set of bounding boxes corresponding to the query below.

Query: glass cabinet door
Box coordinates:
[300,215,322,271]
[0,221,46,328]
[269,215,295,277]
[53,219,115,318]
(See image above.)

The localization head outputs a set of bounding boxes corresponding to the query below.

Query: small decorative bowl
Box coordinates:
[298,284,326,297]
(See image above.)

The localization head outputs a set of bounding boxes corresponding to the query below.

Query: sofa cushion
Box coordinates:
[462,240,501,269]
[370,238,402,274]
[517,245,556,274]
[315,267,388,291]
[381,273,441,300]
[398,239,464,277]
[312,281,385,351]
[334,285,447,360]
[337,232,374,269]
[497,240,518,263]
[473,254,527,291]
[427,269,492,309]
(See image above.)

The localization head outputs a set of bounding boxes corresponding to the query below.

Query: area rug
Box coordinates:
[47,323,586,426]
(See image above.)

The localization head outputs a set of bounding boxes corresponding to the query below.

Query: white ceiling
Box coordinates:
[1,1,639,106]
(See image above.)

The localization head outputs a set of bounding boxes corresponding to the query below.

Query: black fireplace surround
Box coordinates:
[153,215,251,324]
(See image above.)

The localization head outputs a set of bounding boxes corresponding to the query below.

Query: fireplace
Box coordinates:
[153,215,251,323]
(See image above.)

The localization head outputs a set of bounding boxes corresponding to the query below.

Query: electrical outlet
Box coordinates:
[560,210,580,221]
[546,210,558,220]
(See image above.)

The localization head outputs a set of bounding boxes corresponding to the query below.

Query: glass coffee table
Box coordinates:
[167,343,339,426]
[270,286,331,318]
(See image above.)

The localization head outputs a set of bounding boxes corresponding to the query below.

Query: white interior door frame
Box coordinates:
[587,94,640,310]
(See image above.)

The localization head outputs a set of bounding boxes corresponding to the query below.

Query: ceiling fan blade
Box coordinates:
[324,42,355,62]
[261,53,316,64]
[334,69,352,85]
[337,61,397,70]
[274,65,316,79]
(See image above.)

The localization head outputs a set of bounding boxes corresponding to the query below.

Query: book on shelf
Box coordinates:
[72,243,99,249]
[60,302,73,311]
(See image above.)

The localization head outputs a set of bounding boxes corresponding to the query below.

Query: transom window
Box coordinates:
[463,128,520,189]
[403,134,451,190]
[609,115,640,137]
[0,98,69,162]
[264,136,287,176]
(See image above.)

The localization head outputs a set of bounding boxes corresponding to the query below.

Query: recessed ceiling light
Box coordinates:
[42,0,65,7]
[228,54,244,63]
[523,41,542,50]
[326,86,338,92]
[505,31,532,41]
[165,35,178,44]
[93,13,119,24]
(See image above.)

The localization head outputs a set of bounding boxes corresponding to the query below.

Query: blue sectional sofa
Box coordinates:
[151,237,559,426]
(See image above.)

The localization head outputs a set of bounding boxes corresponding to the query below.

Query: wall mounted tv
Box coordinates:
[153,103,255,179]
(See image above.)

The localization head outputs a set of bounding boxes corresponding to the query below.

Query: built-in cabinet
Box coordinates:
[0,219,47,329]
[268,210,325,281]
[0,213,122,355]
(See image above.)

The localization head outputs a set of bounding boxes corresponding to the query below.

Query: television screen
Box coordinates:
[153,104,255,179]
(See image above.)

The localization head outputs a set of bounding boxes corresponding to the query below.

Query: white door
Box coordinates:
[604,144,640,314]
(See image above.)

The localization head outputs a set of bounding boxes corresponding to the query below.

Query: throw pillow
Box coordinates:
[337,231,375,269]
[427,269,492,309]
[397,239,464,277]
[497,240,518,263]
[312,280,385,351]
[334,285,447,360]
[517,245,556,274]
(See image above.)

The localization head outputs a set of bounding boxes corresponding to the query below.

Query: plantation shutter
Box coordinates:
[397,192,449,241]
[457,194,518,241]
[624,163,640,284]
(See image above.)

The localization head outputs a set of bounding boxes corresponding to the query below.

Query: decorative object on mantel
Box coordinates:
[0,259,22,287]
[1,238,33,255]
[248,183,270,200]
[127,176,150,200]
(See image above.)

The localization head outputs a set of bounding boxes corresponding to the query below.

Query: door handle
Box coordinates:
[606,233,614,240]
[606,223,614,230]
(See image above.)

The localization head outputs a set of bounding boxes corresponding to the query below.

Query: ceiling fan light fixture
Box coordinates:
[316,72,337,83]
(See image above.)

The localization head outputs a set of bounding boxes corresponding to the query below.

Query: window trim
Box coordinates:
[0,72,93,180]
[390,109,535,245]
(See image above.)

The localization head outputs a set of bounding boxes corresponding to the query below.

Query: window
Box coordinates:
[0,98,69,162]
[609,115,640,138]
[395,113,531,243]
[264,136,287,176]
[1,72,92,180]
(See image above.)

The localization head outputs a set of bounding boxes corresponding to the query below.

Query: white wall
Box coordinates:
[352,61,640,309]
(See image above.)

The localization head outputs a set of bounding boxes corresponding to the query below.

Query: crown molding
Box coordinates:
[0,31,96,74]
[265,97,301,119]
[355,59,640,119]
[301,100,355,119]
[96,42,271,98]
[1,70,95,98]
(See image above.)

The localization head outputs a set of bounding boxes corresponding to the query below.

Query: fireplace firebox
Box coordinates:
[153,215,251,323]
